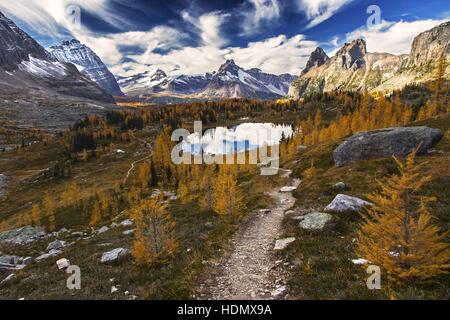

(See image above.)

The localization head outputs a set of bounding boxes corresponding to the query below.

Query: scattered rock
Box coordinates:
[334,182,346,190]
[122,230,135,236]
[97,226,110,234]
[0,255,20,265]
[97,243,113,247]
[284,210,295,216]
[71,231,85,238]
[111,286,119,294]
[22,257,33,266]
[120,219,134,227]
[333,127,444,167]
[36,250,61,262]
[271,285,287,298]
[204,222,214,229]
[0,226,46,245]
[325,194,372,213]
[0,273,16,285]
[46,240,66,251]
[274,238,296,251]
[298,212,335,231]
[101,248,130,264]
[56,258,70,270]
[259,209,271,214]
[352,258,370,265]
[163,191,176,198]
[279,186,297,193]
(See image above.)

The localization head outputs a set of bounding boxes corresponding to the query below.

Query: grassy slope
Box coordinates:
[280,113,450,299]
[0,129,283,299]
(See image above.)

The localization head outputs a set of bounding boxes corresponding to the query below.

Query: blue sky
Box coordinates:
[0,0,449,77]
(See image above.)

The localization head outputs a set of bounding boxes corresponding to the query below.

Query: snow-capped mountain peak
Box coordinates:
[117,60,297,100]
[48,39,123,96]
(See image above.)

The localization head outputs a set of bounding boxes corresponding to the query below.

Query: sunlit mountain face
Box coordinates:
[1,0,448,80]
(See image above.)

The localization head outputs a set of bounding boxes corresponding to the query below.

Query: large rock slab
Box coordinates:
[101,248,130,264]
[325,194,372,213]
[298,212,335,231]
[333,127,443,167]
[0,226,46,245]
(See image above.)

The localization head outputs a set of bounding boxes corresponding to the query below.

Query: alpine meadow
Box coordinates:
[0,0,449,305]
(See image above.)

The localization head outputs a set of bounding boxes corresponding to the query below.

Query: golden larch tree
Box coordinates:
[43,192,56,232]
[131,199,179,266]
[31,204,41,227]
[213,170,245,223]
[138,161,151,191]
[90,200,102,226]
[357,150,450,283]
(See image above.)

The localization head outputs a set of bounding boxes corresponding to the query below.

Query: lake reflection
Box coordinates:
[182,123,293,155]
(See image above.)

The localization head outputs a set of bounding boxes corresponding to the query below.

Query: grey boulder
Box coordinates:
[101,248,130,264]
[298,212,335,231]
[0,226,46,245]
[46,240,66,251]
[325,194,372,213]
[0,255,20,266]
[333,127,443,167]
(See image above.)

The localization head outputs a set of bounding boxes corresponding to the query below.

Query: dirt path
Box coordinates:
[123,156,151,184]
[197,172,301,300]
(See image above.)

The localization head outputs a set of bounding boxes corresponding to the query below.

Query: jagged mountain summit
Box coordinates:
[201,59,296,99]
[289,21,450,99]
[48,39,123,96]
[118,69,211,97]
[301,47,329,75]
[118,59,297,100]
[0,11,114,103]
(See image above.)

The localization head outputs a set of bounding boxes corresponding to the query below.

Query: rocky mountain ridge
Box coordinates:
[118,59,297,100]
[0,11,114,103]
[289,21,450,99]
[48,39,123,96]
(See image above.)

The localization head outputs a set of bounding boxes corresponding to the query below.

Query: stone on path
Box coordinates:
[274,238,296,251]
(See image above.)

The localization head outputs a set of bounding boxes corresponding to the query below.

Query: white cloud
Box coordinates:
[229,35,318,75]
[182,11,230,47]
[112,34,318,77]
[0,0,129,37]
[297,0,353,29]
[241,0,281,35]
[345,18,449,55]
[76,27,187,66]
